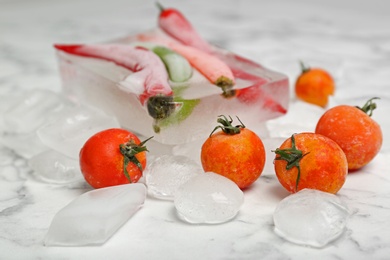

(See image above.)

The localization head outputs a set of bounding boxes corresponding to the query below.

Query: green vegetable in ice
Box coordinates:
[152,46,193,83]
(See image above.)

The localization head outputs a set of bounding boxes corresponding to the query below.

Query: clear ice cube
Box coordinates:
[273,189,349,248]
[44,183,146,246]
[145,155,202,200]
[36,105,120,159]
[56,29,289,144]
[28,150,83,184]
[0,132,49,159]
[174,172,244,224]
[2,89,67,134]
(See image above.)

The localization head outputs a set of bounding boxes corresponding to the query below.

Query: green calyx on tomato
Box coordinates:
[299,60,310,74]
[272,134,310,192]
[119,136,153,183]
[209,115,245,137]
[356,97,380,117]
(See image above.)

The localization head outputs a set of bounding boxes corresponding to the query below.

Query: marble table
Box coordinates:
[1,0,390,259]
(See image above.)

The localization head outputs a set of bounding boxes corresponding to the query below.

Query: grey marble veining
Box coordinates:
[1,0,390,259]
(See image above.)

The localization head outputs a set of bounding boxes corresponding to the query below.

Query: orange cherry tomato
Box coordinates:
[79,128,151,189]
[295,62,335,108]
[201,115,266,189]
[315,98,382,170]
[273,133,347,194]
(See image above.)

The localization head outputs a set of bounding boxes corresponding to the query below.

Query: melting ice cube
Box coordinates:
[273,189,349,248]
[0,132,49,159]
[44,183,146,246]
[28,150,83,184]
[174,172,244,224]
[2,89,67,134]
[37,105,120,159]
[145,155,202,200]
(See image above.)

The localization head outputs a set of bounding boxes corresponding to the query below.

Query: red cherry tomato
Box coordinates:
[79,128,151,189]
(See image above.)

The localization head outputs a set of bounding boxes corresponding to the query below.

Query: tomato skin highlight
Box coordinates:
[274,133,348,194]
[201,128,266,189]
[79,128,147,189]
[315,105,383,170]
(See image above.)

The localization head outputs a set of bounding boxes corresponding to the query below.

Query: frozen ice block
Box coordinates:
[55,29,289,144]
[44,183,146,246]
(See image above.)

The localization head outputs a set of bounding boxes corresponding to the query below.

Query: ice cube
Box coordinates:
[273,189,349,248]
[2,89,67,134]
[0,132,49,159]
[174,172,244,224]
[44,183,146,246]
[28,150,83,184]
[37,105,120,159]
[145,155,202,200]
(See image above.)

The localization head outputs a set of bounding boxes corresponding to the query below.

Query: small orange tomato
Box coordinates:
[273,133,347,194]
[79,128,151,189]
[315,98,383,170]
[295,62,335,108]
[201,116,265,189]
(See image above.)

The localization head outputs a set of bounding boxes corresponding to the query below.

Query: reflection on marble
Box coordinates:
[1,0,390,259]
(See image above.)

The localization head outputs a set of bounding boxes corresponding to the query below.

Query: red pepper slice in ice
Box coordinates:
[54,44,172,99]
[54,44,178,120]
[134,33,236,97]
[157,3,212,53]
[168,42,235,97]
[156,5,287,114]
[159,5,264,70]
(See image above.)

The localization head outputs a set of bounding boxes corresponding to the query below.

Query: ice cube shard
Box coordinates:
[55,29,289,144]
[44,183,146,247]
[273,189,349,248]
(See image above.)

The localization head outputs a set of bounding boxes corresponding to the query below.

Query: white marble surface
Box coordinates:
[1,0,390,259]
